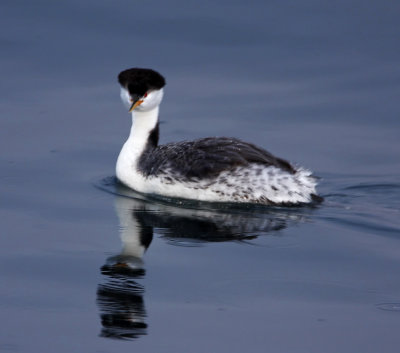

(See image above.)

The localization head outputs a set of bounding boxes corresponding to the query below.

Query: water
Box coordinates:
[1,0,400,352]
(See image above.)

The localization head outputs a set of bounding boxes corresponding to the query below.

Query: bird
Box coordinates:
[116,68,322,206]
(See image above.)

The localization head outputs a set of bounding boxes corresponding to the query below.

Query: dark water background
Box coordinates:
[1,1,400,352]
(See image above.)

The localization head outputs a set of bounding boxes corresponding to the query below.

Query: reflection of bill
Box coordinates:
[96,179,308,339]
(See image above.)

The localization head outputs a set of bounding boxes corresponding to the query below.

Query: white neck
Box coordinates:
[116,106,159,185]
[129,106,159,142]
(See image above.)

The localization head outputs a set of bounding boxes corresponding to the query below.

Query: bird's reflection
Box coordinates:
[97,193,152,340]
[97,177,309,340]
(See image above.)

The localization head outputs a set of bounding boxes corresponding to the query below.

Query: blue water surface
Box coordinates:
[1,1,400,352]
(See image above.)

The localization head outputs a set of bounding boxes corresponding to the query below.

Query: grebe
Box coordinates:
[116,68,322,205]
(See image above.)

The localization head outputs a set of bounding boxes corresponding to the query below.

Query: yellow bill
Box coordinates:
[129,99,144,112]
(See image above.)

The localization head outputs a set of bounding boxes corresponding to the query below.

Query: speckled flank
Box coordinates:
[141,165,317,205]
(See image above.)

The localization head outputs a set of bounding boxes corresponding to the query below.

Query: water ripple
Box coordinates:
[376,303,400,312]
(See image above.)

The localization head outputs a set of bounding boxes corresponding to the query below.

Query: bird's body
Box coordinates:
[116,68,321,206]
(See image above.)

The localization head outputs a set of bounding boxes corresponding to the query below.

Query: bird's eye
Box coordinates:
[144,92,148,98]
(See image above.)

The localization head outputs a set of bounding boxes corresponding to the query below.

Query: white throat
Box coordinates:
[129,106,159,145]
[116,106,159,188]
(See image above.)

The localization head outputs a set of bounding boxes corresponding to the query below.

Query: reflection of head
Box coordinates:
[97,275,147,340]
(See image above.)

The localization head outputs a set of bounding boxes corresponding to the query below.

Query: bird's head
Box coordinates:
[118,68,166,113]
